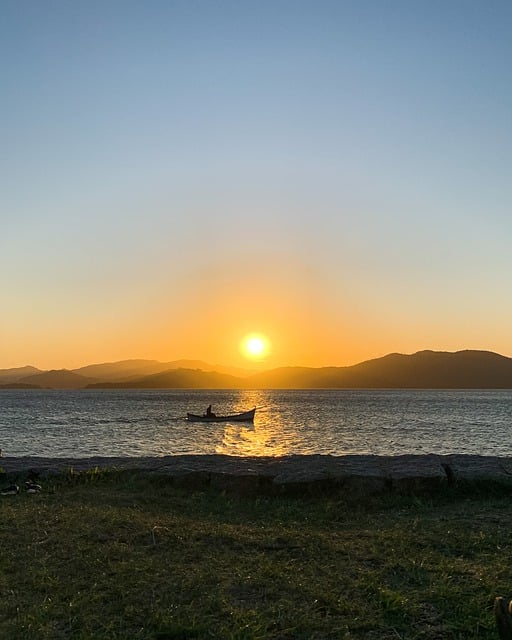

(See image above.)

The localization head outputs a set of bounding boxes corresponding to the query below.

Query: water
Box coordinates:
[0,389,511,458]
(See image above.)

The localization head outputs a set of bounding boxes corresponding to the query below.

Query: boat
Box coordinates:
[186,408,256,423]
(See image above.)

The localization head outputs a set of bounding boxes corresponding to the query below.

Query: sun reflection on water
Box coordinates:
[214,390,295,457]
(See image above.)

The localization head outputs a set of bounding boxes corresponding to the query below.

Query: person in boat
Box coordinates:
[205,404,216,418]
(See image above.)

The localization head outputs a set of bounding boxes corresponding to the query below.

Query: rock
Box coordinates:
[495,597,512,639]
[380,454,447,494]
[442,455,512,483]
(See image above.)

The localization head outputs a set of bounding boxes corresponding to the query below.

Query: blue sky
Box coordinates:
[1,0,512,369]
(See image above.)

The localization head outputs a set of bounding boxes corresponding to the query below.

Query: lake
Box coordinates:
[0,388,511,458]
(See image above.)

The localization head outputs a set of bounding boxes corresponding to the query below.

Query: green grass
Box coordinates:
[0,471,511,639]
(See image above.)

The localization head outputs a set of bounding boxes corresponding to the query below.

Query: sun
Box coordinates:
[247,336,265,356]
[240,333,270,361]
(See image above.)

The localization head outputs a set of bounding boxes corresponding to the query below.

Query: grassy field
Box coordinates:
[0,470,511,639]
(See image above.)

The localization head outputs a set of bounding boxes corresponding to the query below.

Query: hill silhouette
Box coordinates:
[246,350,512,389]
[20,370,100,389]
[74,359,254,381]
[4,350,512,389]
[73,359,171,381]
[338,350,512,388]
[87,368,243,389]
[0,365,42,384]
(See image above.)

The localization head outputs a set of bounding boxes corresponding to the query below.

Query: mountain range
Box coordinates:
[1,350,512,389]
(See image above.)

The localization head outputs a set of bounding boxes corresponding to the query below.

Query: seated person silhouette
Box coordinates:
[205,404,216,418]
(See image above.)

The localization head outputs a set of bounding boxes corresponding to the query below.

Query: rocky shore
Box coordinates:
[2,453,512,496]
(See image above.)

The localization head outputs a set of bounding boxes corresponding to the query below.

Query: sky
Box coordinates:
[1,0,512,371]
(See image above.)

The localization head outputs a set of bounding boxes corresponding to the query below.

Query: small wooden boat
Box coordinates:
[186,408,256,423]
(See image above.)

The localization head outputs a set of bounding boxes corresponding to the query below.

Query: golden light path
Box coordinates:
[218,423,290,457]
[215,391,293,457]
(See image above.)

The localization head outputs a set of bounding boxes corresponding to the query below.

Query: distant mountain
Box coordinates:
[73,359,255,382]
[73,359,175,381]
[19,369,100,389]
[85,350,512,389]
[338,350,512,388]
[245,366,343,389]
[5,350,512,389]
[246,350,512,389]
[87,367,243,389]
[150,360,256,378]
[0,365,42,384]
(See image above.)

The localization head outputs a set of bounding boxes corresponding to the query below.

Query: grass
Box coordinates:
[0,470,511,639]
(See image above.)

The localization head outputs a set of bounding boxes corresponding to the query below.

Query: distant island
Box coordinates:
[1,350,512,389]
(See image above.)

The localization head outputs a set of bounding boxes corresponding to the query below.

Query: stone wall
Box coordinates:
[2,454,512,496]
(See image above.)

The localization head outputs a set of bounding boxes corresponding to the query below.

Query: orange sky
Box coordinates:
[2,2,512,371]
[3,247,511,371]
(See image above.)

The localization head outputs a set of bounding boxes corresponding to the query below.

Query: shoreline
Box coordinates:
[2,453,512,495]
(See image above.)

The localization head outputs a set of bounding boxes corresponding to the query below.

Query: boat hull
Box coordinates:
[186,408,256,423]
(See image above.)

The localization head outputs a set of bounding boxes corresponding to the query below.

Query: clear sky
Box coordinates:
[2,0,511,370]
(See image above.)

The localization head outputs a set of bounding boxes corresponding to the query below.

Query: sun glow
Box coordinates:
[240,333,270,361]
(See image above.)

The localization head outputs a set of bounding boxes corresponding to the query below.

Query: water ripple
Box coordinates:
[0,388,511,457]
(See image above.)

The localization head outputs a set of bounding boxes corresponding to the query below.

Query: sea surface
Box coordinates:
[0,389,511,458]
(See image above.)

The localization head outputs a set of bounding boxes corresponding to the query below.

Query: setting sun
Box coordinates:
[240,333,271,361]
